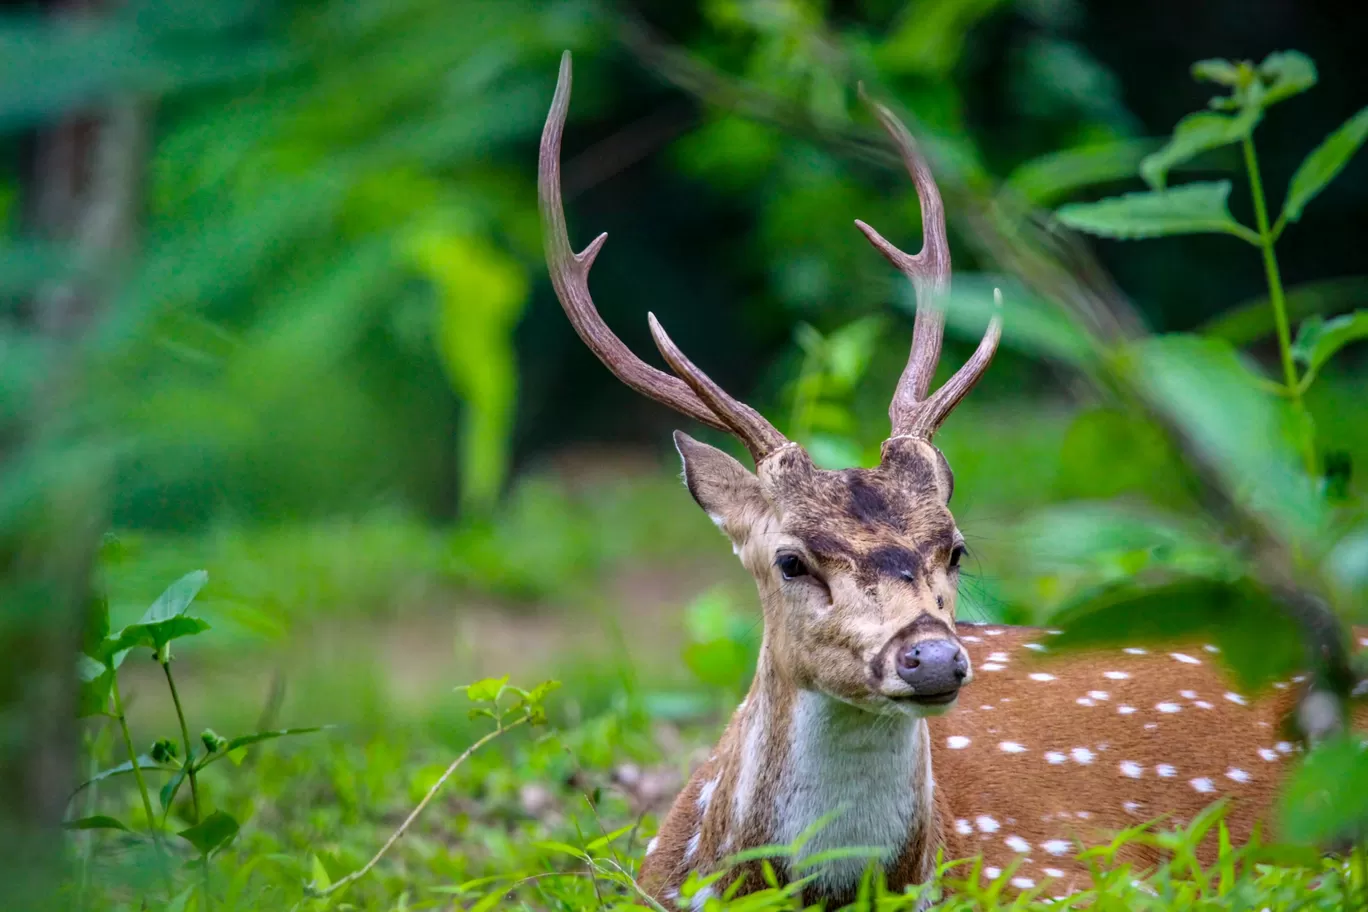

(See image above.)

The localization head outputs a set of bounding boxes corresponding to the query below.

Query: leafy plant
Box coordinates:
[1056,50,1368,480]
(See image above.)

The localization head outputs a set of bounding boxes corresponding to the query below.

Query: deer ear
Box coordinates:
[673,431,769,544]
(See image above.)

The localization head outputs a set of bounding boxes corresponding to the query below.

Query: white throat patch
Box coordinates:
[774,691,931,893]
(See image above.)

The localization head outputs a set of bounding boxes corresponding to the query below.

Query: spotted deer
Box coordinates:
[538,52,1367,907]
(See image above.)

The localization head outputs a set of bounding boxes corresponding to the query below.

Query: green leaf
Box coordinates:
[177,809,240,856]
[138,570,208,625]
[1292,311,1368,376]
[82,589,111,660]
[71,756,176,797]
[1279,734,1368,844]
[62,815,131,832]
[1047,577,1304,692]
[1056,182,1254,241]
[1005,139,1160,207]
[464,676,507,703]
[160,761,190,810]
[1258,51,1318,107]
[309,854,332,891]
[1132,334,1324,540]
[105,616,211,657]
[1140,110,1261,190]
[75,655,113,718]
[1281,106,1368,225]
[1192,58,1242,86]
[1200,277,1368,346]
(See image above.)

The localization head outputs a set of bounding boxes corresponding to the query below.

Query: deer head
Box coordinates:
[540,52,1000,716]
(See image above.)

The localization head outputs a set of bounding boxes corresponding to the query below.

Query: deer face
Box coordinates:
[677,432,972,717]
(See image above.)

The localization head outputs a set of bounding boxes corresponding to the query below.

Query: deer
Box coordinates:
[537,51,1368,908]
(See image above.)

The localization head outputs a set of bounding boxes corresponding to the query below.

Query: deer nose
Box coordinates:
[895,639,968,695]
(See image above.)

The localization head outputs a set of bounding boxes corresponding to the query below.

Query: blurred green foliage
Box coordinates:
[2,0,1367,909]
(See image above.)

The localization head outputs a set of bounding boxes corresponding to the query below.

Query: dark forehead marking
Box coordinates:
[863,545,922,583]
[800,530,856,562]
[843,472,897,527]
[918,524,957,557]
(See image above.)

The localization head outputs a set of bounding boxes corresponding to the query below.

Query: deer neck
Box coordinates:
[720,645,942,897]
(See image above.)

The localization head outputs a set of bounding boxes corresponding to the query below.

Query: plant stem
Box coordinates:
[111,676,172,896]
[161,660,212,909]
[1242,135,1317,477]
[314,717,527,900]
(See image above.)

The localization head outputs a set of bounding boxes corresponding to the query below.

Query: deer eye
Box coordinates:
[949,543,967,570]
[776,554,809,580]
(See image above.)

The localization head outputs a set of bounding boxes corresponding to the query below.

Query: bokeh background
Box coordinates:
[2,0,1365,908]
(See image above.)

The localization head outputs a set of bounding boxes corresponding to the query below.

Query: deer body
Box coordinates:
[534,51,1365,908]
[643,625,1368,904]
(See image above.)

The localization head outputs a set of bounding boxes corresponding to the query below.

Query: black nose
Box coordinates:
[895,638,968,695]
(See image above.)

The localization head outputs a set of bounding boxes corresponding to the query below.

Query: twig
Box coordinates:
[310,717,528,900]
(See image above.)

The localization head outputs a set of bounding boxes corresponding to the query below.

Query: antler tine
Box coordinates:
[539,51,789,461]
[854,85,1000,439]
[647,314,788,462]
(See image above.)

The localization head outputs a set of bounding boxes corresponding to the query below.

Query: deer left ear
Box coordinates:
[673,431,770,545]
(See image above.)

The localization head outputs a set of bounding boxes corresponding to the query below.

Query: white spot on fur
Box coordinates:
[1204,644,1220,653]
[955,818,973,835]
[1224,692,1247,706]
[1088,690,1110,700]
[646,837,659,855]
[1011,877,1036,889]
[961,635,982,643]
[1180,689,1198,699]
[1118,705,1136,715]
[1000,741,1027,753]
[1171,653,1201,665]
[685,832,700,860]
[1044,867,1065,878]
[690,885,715,910]
[1070,747,1094,764]
[985,866,1002,879]
[1029,673,1056,682]
[1226,768,1251,783]
[1045,751,1066,764]
[1156,702,1181,713]
[1124,800,1143,814]
[1104,671,1130,680]
[1258,748,1279,761]
[981,663,1005,671]
[988,652,1009,662]
[1076,697,1095,706]
[1123,647,1147,655]
[1156,763,1175,777]
[976,815,1000,833]
[1276,741,1294,754]
[1024,643,1047,652]
[1043,839,1072,856]
[986,629,1004,636]
[1195,700,1213,709]
[1046,629,1063,635]
[1120,761,1143,778]
[1190,777,1215,793]
[1005,835,1031,853]
[947,736,971,749]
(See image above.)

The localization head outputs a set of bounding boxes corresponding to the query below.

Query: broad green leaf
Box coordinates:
[1131,334,1324,540]
[1292,311,1368,376]
[218,726,327,757]
[1056,181,1253,241]
[71,756,176,797]
[82,589,111,660]
[1200,277,1368,346]
[177,810,240,856]
[62,815,131,832]
[1047,577,1304,691]
[1258,51,1318,107]
[1279,734,1368,844]
[138,570,208,625]
[1191,58,1241,86]
[309,853,332,891]
[1281,106,1368,225]
[1140,110,1261,190]
[464,676,507,703]
[105,615,211,656]
[76,654,113,718]
[1005,138,1159,207]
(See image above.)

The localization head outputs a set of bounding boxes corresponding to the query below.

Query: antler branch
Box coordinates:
[539,51,789,462]
[854,85,1001,440]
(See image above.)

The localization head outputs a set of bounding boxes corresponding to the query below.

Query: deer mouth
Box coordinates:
[899,689,960,707]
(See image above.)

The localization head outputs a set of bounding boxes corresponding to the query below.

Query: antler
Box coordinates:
[539,51,789,463]
[854,86,1002,440]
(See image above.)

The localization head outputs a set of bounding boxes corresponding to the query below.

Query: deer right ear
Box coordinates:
[673,431,769,545]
